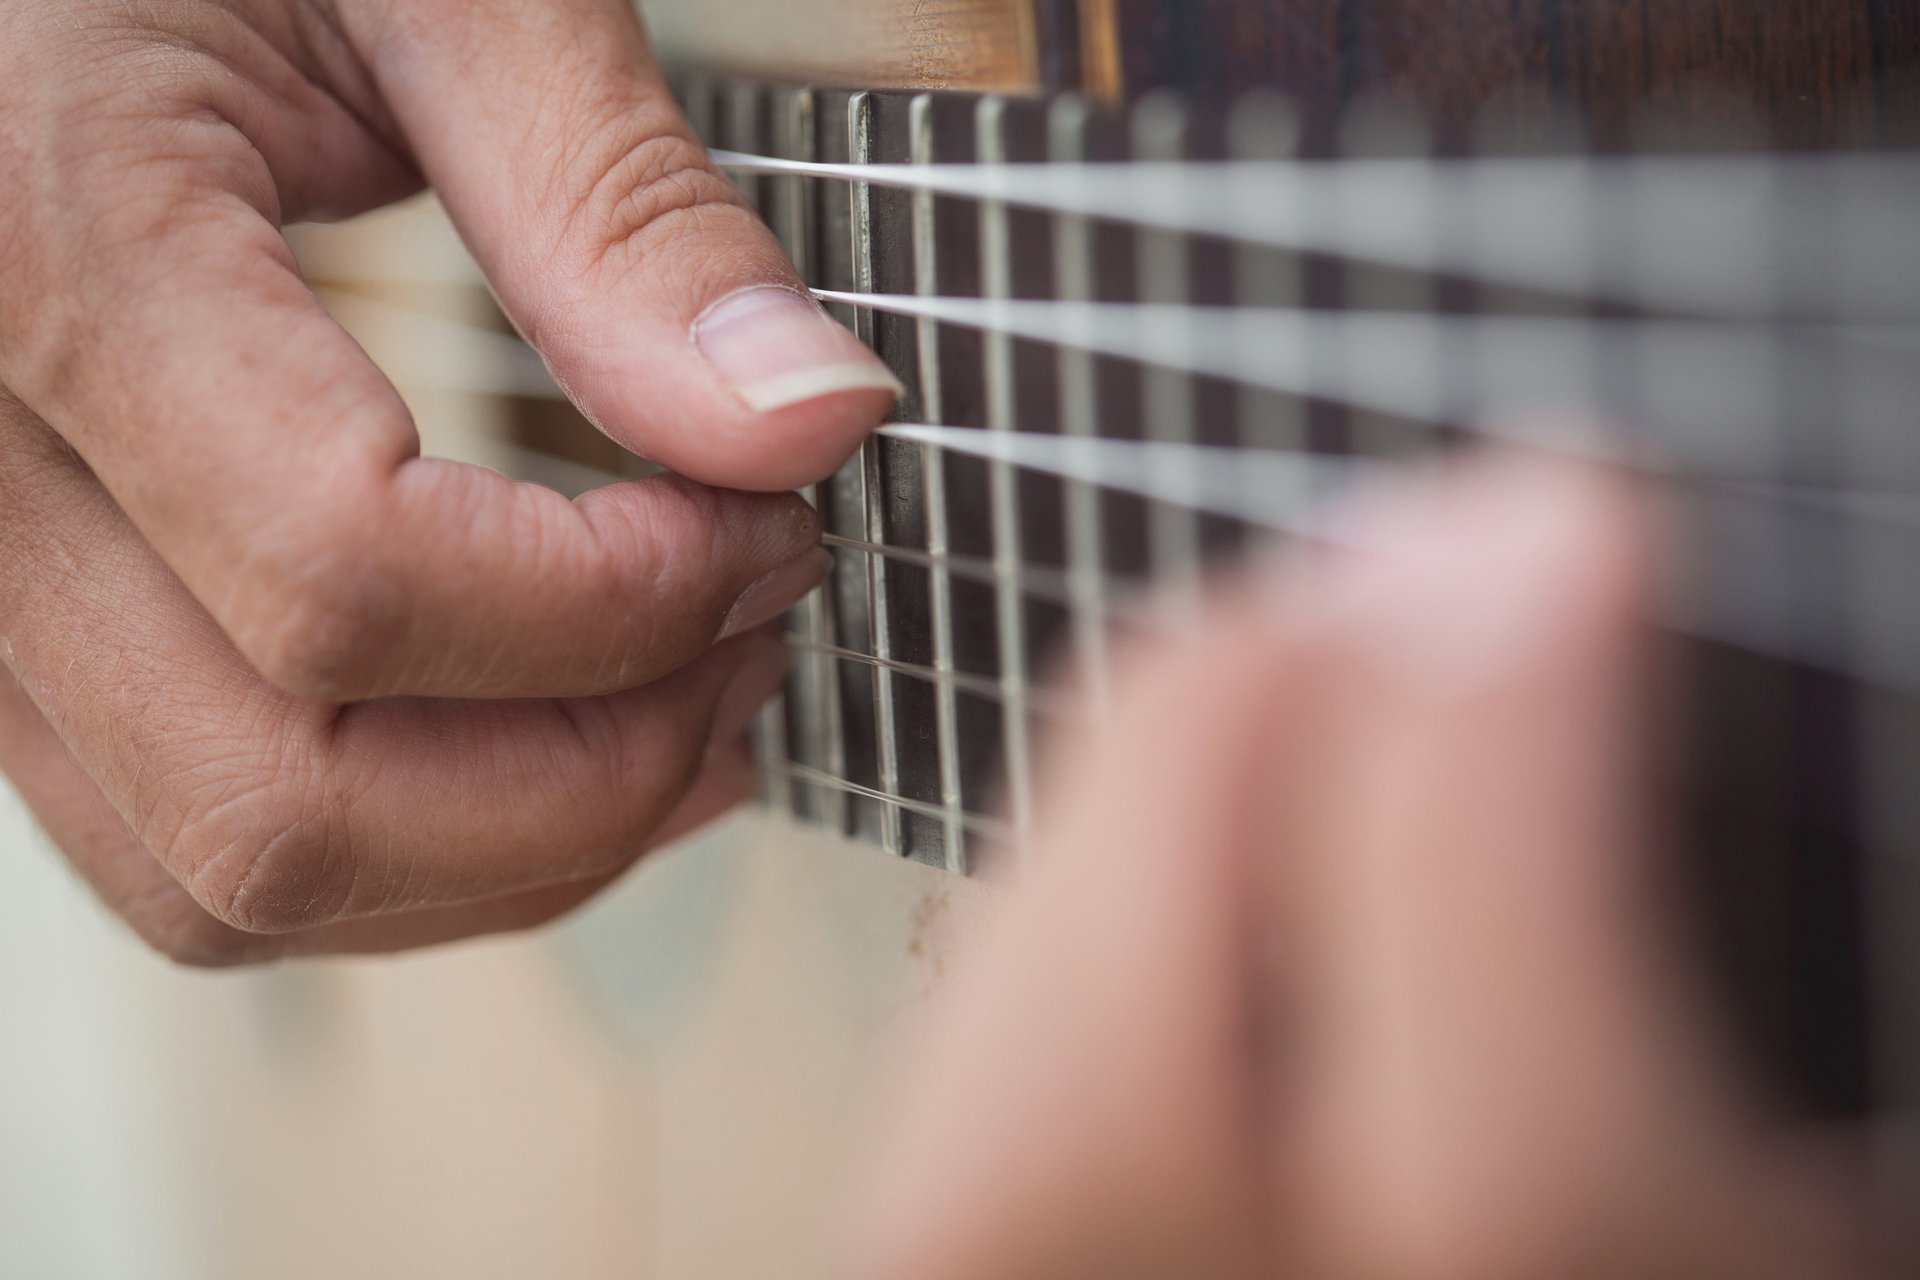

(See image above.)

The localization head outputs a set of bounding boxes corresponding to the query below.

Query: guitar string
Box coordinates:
[820,533,1111,620]
[293,120,1919,857]
[338,296,1917,694]
[702,107,1919,869]
[712,148,1920,321]
[824,290,1920,489]
[342,286,1920,503]
[783,633,1073,712]
[311,280,1916,717]
[773,762,1014,844]
[871,425,1920,529]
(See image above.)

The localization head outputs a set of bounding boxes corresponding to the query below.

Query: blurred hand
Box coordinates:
[0,0,900,962]
[851,458,1875,1280]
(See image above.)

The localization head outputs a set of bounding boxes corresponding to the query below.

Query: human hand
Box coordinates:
[0,0,900,962]
[851,458,1877,1280]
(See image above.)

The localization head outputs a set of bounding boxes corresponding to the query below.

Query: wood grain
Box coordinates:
[641,0,1041,93]
[643,0,1916,143]
[1089,0,1918,144]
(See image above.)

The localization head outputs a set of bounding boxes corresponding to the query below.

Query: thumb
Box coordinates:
[351,0,900,490]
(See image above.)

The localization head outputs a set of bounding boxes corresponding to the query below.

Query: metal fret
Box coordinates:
[911,93,971,874]
[1049,94,1112,700]
[1227,96,1308,458]
[790,88,853,836]
[721,84,795,816]
[1341,100,1439,460]
[978,95,1036,842]
[1132,96,1206,606]
[845,93,907,858]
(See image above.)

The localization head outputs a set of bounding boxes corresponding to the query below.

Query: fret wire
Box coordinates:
[725,85,764,224]
[742,85,793,814]
[912,92,971,875]
[1344,102,1440,461]
[1134,96,1206,612]
[793,89,851,836]
[778,763,1013,844]
[847,92,906,859]
[1228,97,1311,453]
[1050,95,1113,703]
[823,95,877,842]
[979,97,1037,843]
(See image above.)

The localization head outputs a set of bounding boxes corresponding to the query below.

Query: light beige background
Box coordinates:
[0,771,991,1279]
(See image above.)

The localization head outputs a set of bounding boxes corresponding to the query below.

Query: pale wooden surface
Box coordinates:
[639,0,1039,93]
[0,789,995,1279]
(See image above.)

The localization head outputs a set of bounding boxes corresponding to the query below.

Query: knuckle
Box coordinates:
[223,533,411,702]
[166,750,357,936]
[574,477,725,660]
[632,473,729,584]
[555,123,752,275]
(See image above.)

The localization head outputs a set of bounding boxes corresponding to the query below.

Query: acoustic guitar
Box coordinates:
[485,0,1920,1253]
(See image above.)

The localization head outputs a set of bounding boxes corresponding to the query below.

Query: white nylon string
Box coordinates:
[875,423,1919,699]
[340,287,1920,496]
[876,423,1367,536]
[714,148,1920,321]
[828,290,1920,487]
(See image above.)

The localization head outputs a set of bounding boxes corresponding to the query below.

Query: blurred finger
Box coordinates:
[1266,458,1708,1280]
[850,597,1309,1280]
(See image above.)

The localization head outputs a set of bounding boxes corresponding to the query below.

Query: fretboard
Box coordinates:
[670,73,1920,1215]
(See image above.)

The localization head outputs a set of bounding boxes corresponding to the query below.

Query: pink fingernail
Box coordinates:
[694,287,903,413]
[721,547,833,640]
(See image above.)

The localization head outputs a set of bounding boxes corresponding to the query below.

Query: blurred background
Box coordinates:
[0,720,982,1280]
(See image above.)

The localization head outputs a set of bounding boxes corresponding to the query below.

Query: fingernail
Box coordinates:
[711,643,793,748]
[721,547,832,640]
[694,286,904,413]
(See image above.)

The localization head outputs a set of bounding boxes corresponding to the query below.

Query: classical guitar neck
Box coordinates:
[641,0,1919,142]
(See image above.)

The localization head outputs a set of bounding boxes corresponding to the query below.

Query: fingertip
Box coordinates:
[566,289,898,493]
[720,546,832,641]
[719,381,902,492]
[696,286,902,490]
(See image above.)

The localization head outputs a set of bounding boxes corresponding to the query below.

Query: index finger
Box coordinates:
[1,179,824,700]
